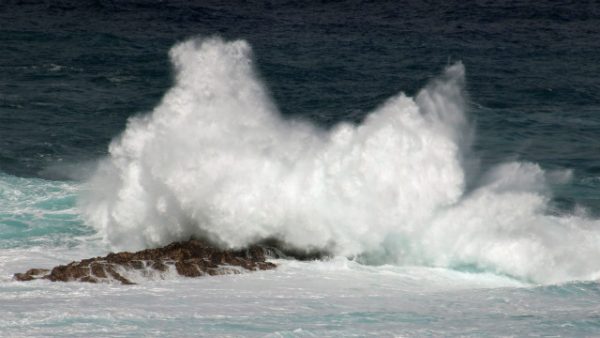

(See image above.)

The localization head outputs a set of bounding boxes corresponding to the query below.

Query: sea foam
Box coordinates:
[82,37,600,283]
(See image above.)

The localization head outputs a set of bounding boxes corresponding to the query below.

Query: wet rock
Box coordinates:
[90,262,107,278]
[13,240,276,285]
[151,260,168,272]
[175,259,203,277]
[13,268,50,282]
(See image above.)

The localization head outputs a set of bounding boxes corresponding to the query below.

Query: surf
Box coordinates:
[81,37,600,284]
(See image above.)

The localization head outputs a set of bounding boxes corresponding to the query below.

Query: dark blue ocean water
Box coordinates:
[2,0,599,192]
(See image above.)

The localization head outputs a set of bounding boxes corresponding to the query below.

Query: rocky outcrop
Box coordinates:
[14,240,277,285]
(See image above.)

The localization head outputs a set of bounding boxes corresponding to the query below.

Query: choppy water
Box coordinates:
[2,1,600,337]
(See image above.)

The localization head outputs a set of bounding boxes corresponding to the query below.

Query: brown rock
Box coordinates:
[13,268,50,281]
[105,265,134,285]
[127,260,144,270]
[151,260,167,272]
[14,239,277,285]
[175,260,203,277]
[90,262,107,278]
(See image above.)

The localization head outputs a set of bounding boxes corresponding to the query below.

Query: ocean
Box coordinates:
[2,1,600,336]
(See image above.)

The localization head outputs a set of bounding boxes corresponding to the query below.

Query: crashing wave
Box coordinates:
[82,37,600,284]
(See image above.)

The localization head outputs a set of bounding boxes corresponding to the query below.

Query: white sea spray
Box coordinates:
[81,37,600,284]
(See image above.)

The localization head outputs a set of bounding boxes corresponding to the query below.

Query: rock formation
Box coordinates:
[14,240,277,285]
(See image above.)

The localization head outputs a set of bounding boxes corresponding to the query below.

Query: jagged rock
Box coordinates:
[13,240,276,285]
[13,268,50,282]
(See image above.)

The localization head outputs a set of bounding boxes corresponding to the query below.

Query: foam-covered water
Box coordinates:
[82,38,600,284]
[3,259,600,337]
[0,172,92,249]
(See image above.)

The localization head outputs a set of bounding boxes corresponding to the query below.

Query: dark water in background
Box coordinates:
[1,0,600,209]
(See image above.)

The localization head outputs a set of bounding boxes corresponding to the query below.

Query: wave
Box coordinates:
[81,37,600,284]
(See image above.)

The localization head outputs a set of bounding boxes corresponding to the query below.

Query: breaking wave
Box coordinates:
[82,37,600,284]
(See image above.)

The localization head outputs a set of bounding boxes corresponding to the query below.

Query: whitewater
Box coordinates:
[2,37,600,337]
[83,38,600,284]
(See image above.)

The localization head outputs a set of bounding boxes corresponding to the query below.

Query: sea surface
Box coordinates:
[2,1,600,337]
